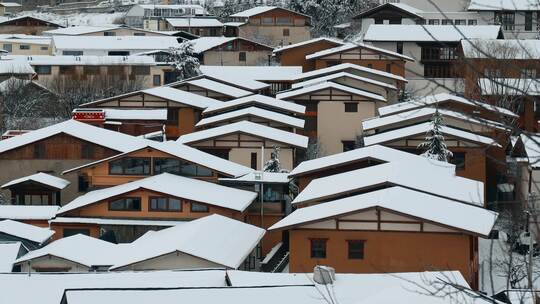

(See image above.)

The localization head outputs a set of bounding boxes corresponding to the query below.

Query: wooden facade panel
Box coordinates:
[299,220,336,229]
[339,221,378,230]
[380,222,421,231]
[340,211,377,221]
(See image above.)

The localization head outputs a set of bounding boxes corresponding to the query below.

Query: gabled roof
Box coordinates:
[461,39,540,60]
[14,234,118,268]
[173,73,270,92]
[0,206,59,221]
[1,173,70,190]
[110,214,264,270]
[180,78,253,98]
[43,25,121,36]
[230,6,310,19]
[292,162,484,206]
[52,36,180,51]
[57,173,257,215]
[166,18,223,28]
[291,63,408,83]
[288,144,455,178]
[377,93,518,118]
[0,59,34,74]
[354,2,424,19]
[276,82,387,102]
[0,220,55,244]
[178,121,309,148]
[0,16,62,28]
[203,94,305,116]
[291,71,397,91]
[273,37,343,54]
[363,107,507,132]
[200,65,302,82]
[363,121,501,147]
[0,119,144,155]
[305,42,414,61]
[196,107,305,129]
[468,0,540,11]
[191,37,272,53]
[270,186,497,237]
[62,141,253,178]
[81,86,222,109]
[0,242,21,272]
[364,25,503,42]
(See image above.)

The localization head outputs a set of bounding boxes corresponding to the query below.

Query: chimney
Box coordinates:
[313,266,335,285]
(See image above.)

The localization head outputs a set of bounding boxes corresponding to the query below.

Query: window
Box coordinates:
[109,197,141,211]
[109,157,151,175]
[396,42,403,54]
[78,175,89,192]
[3,43,12,52]
[428,19,440,25]
[344,102,358,112]
[33,143,46,159]
[454,19,466,25]
[342,141,356,152]
[441,19,453,25]
[103,31,116,36]
[495,12,515,30]
[154,158,213,177]
[81,143,94,159]
[191,202,209,212]
[348,240,365,259]
[63,228,90,237]
[131,66,150,76]
[386,63,392,73]
[415,19,426,25]
[421,46,458,61]
[367,63,373,69]
[276,17,293,25]
[40,46,48,51]
[59,66,76,75]
[23,194,49,205]
[251,152,258,169]
[424,63,456,78]
[149,197,182,212]
[19,44,30,50]
[62,50,83,56]
[134,32,146,36]
[84,66,100,75]
[526,12,533,31]
[450,152,466,170]
[153,74,161,86]
[484,68,501,78]
[310,239,327,258]
[167,108,179,125]
[262,17,274,25]
[522,69,537,78]
[374,18,383,24]
[468,19,477,25]
[34,65,51,75]
[282,28,290,36]
[239,51,246,62]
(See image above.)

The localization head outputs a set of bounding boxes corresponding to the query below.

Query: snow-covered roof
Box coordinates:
[0,220,54,244]
[110,214,264,270]
[0,119,144,155]
[137,4,204,10]
[200,65,302,82]
[50,217,186,227]
[0,34,51,45]
[203,94,305,116]
[0,59,34,74]
[63,140,253,178]
[292,162,485,206]
[277,82,387,102]
[58,173,257,215]
[364,25,502,42]
[305,42,414,61]
[191,37,272,53]
[462,39,540,59]
[182,78,253,98]
[271,186,497,236]
[1,172,70,190]
[102,108,167,121]
[0,15,62,27]
[178,121,309,148]
[52,36,180,51]
[191,73,270,91]
[273,37,343,53]
[478,78,540,96]
[378,93,518,118]
[0,242,21,272]
[0,2,22,6]
[166,18,223,28]
[291,63,407,83]
[43,25,120,36]
[196,107,305,129]
[0,206,59,221]
[291,71,398,91]
[355,2,424,19]
[220,171,290,184]
[363,107,507,132]
[7,55,156,66]
[14,234,120,267]
[229,6,308,18]
[288,144,455,178]
[363,121,501,147]
[468,0,540,11]
[519,133,540,168]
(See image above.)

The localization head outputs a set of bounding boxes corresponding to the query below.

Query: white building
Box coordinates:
[51,36,181,56]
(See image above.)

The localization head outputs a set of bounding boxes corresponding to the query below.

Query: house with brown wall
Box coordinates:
[273,37,344,72]
[225,6,311,47]
[192,37,274,66]
[0,16,62,35]
[43,25,168,37]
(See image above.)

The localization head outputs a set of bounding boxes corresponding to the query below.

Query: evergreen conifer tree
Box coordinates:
[418,109,453,162]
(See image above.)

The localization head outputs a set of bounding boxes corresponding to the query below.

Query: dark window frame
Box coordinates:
[108,197,142,211]
[149,196,182,212]
[344,102,358,113]
[347,240,365,260]
[190,202,209,213]
[109,157,151,176]
[310,238,327,259]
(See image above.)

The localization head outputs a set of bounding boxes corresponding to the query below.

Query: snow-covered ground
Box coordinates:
[17,11,125,27]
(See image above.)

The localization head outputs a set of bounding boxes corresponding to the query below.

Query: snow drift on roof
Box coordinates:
[277,82,387,102]
[102,108,167,121]
[196,107,305,129]
[364,25,502,42]
[1,172,70,190]
[230,6,278,17]
[271,186,497,236]
[0,242,21,272]
[143,86,222,108]
[0,206,59,220]
[0,60,34,74]
[203,94,305,115]
[0,220,55,244]
[178,121,309,148]
[58,173,257,215]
